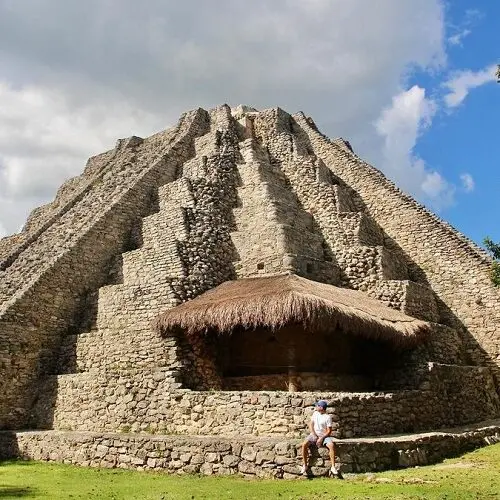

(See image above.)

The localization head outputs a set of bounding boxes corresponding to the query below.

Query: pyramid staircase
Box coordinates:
[32,106,241,431]
[1,105,499,477]
[251,108,440,323]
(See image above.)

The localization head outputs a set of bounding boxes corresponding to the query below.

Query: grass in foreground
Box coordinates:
[0,443,499,499]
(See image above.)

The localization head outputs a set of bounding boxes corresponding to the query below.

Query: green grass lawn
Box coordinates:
[1,443,499,500]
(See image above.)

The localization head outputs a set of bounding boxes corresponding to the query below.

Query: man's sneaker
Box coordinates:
[330,466,343,479]
[300,464,309,476]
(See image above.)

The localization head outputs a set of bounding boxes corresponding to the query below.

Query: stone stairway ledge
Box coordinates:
[1,419,498,477]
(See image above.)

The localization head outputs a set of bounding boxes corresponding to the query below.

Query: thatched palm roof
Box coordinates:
[155,273,431,346]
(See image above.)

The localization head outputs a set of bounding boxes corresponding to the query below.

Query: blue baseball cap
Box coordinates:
[316,400,328,409]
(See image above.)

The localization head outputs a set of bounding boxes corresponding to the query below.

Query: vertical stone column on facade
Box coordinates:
[231,136,339,282]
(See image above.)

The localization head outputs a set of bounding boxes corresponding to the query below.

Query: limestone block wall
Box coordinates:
[293,112,500,387]
[2,425,500,476]
[0,108,211,428]
[251,108,436,322]
[30,363,499,439]
[231,137,338,282]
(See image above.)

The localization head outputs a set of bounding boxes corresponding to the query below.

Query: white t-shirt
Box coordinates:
[311,410,332,437]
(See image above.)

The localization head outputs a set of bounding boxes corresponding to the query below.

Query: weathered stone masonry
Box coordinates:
[0,109,210,427]
[1,104,499,475]
[292,111,500,385]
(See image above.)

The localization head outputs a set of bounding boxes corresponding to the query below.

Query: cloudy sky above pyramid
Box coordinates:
[0,0,498,245]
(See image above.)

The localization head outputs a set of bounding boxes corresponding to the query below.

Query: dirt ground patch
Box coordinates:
[433,461,487,469]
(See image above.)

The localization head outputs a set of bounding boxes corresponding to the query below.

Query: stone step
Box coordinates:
[140,208,188,244]
[234,181,307,214]
[157,177,195,213]
[235,157,305,215]
[192,131,221,160]
[332,184,357,212]
[238,137,269,164]
[207,104,234,131]
[231,222,324,258]
[121,246,185,286]
[368,280,439,321]
[335,245,408,290]
[96,282,178,331]
[230,227,336,282]
[56,325,180,374]
[2,419,499,475]
[337,212,384,246]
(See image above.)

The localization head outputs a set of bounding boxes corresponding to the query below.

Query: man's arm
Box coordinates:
[308,419,316,437]
[316,426,332,446]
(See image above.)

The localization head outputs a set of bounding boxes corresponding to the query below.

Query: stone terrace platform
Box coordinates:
[1,420,499,478]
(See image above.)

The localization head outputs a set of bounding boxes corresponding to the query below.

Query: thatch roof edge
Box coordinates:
[154,275,431,347]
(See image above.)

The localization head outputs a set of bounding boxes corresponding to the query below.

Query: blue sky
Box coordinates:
[0,0,498,248]
[409,1,499,244]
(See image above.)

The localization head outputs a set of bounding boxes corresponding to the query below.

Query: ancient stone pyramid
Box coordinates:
[0,104,499,476]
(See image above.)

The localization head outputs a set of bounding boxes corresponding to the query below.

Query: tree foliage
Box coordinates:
[484,237,500,287]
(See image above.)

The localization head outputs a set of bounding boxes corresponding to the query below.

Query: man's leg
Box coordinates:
[326,440,343,478]
[326,441,336,470]
[301,440,310,467]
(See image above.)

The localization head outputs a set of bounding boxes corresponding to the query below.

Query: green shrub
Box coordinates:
[484,237,500,287]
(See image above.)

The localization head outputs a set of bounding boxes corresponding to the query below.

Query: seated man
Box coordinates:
[300,400,341,477]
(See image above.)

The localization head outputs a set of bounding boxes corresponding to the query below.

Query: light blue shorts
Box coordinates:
[305,433,336,447]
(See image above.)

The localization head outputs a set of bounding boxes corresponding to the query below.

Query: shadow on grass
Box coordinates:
[0,486,36,498]
[0,460,34,469]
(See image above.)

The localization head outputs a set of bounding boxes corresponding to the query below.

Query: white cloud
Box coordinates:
[0,221,7,238]
[446,8,482,47]
[447,9,484,47]
[421,169,455,205]
[375,85,456,209]
[443,64,497,107]
[0,82,168,232]
[447,29,471,46]
[460,173,475,193]
[0,0,446,233]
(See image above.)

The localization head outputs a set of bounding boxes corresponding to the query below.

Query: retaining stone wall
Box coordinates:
[1,424,499,476]
[31,363,499,439]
